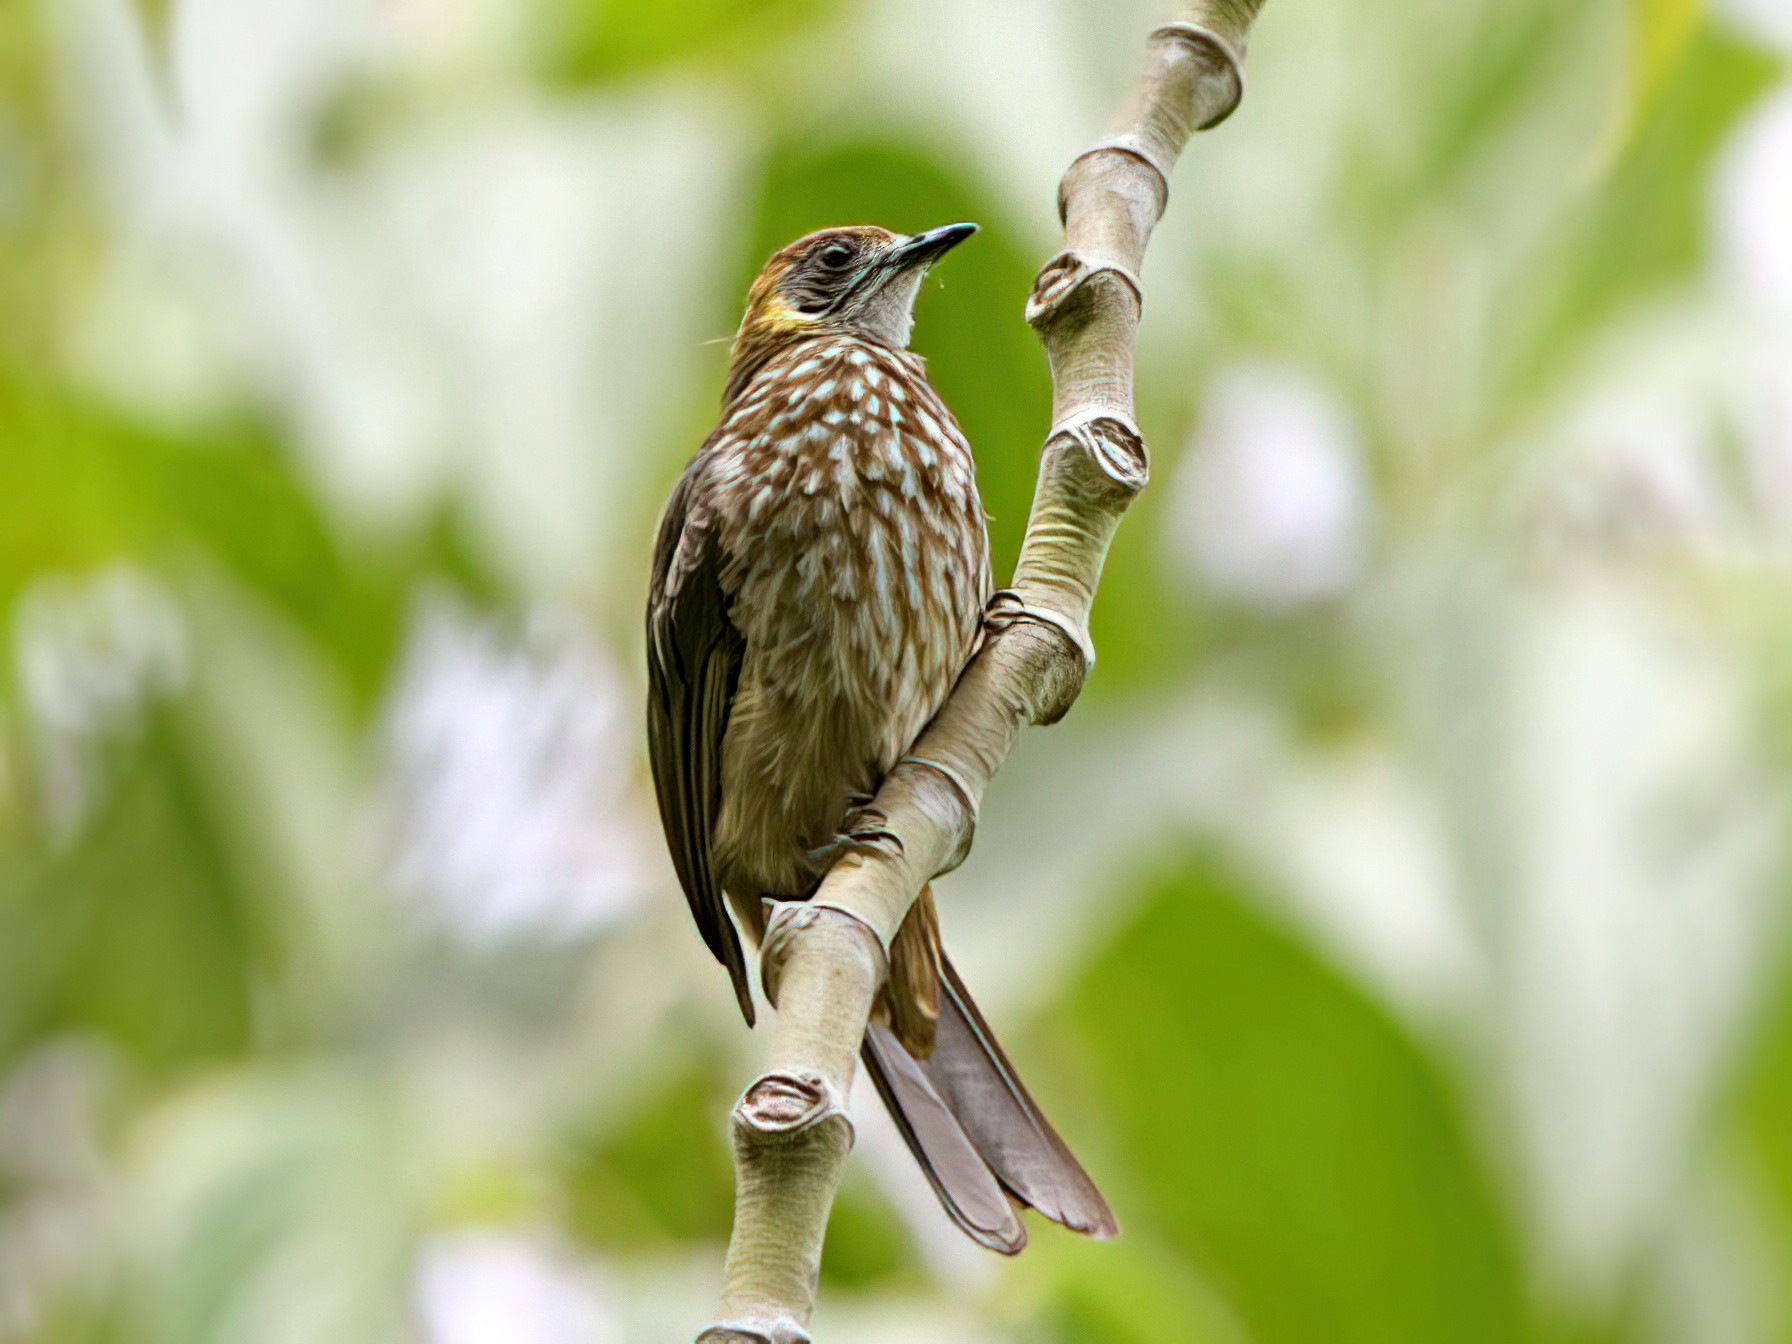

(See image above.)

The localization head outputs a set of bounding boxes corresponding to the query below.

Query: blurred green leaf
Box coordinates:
[818,1173,924,1292]
[0,373,490,714]
[1067,852,1529,1344]
[0,715,260,1074]
[564,1056,736,1251]
[538,0,841,87]
[1397,3,1575,212]
[129,1072,418,1344]
[1628,0,1704,121]
[1009,1231,1249,1344]
[1504,28,1778,401]
[1722,939,1792,1341]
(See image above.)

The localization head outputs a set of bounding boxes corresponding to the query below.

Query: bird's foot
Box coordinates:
[805,833,894,868]
[806,797,902,868]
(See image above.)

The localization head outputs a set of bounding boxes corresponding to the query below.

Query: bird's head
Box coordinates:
[724,222,977,404]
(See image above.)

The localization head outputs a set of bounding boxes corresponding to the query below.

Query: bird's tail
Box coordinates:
[859,949,1118,1254]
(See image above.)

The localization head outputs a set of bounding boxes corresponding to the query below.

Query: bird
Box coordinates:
[645,222,1117,1254]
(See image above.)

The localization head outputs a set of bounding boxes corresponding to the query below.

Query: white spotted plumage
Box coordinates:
[693,333,990,897]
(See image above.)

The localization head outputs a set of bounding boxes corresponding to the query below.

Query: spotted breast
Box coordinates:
[688,333,990,907]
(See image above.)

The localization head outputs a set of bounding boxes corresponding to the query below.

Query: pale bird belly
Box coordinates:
[714,595,966,901]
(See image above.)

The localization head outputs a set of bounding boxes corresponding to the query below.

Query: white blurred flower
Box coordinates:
[864,0,1099,243]
[1718,0,1792,53]
[1165,363,1371,610]
[1713,83,1792,316]
[379,590,651,945]
[1711,80,1792,549]
[0,1043,120,1343]
[413,1231,619,1344]
[9,565,188,843]
[1541,380,1729,556]
[1503,577,1781,1306]
[1729,349,1792,536]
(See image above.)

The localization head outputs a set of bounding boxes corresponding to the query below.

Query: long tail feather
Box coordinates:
[860,1022,1026,1254]
[918,955,1119,1240]
[862,953,1117,1250]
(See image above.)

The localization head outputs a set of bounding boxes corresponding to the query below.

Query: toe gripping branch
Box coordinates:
[802,791,902,873]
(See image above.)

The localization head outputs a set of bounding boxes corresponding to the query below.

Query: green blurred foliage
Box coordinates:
[538,0,842,87]
[1629,0,1706,113]
[0,716,258,1072]
[1003,1227,1251,1344]
[3,0,1792,1340]
[1069,855,1529,1344]
[815,1177,924,1292]
[1724,951,1792,1325]
[0,380,437,714]
[1514,28,1780,400]
[565,1060,738,1251]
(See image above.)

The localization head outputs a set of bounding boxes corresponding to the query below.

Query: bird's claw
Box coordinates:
[806,819,902,869]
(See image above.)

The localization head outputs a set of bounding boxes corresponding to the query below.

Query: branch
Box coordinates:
[699,4,1267,1339]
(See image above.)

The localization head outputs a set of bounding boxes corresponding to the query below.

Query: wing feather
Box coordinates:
[646,467,754,1025]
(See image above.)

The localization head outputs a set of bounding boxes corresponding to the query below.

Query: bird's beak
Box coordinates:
[888,222,979,272]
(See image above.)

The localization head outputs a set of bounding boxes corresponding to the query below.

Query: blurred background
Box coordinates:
[3,0,1792,1340]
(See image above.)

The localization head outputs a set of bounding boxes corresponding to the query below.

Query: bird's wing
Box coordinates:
[646,464,755,1025]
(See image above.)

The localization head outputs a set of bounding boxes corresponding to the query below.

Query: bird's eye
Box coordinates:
[819,245,854,270]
